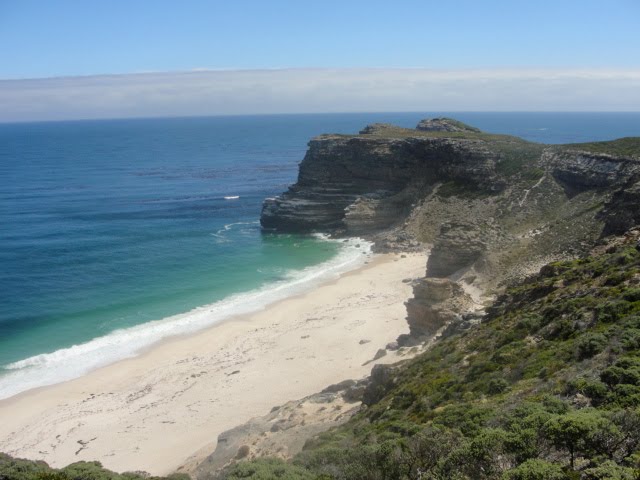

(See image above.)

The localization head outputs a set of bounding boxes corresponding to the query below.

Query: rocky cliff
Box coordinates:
[262,120,640,293]
[261,119,640,354]
[260,121,506,235]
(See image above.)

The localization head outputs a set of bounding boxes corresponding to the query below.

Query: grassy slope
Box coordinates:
[219,238,640,479]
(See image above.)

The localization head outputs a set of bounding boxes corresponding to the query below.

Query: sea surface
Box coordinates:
[1,112,639,399]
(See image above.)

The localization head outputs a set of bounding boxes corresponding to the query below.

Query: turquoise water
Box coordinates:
[1,112,639,398]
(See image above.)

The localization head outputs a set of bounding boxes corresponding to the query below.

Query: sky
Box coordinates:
[1,0,639,120]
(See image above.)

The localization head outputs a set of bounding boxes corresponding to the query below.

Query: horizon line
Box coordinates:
[2,110,640,126]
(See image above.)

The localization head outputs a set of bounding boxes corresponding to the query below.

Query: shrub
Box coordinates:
[569,378,608,405]
[219,458,315,480]
[580,460,637,480]
[502,459,566,480]
[620,328,640,351]
[598,301,633,323]
[487,378,510,395]
[601,358,640,387]
[576,333,607,359]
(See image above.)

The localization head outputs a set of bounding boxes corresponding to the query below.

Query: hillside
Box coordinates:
[217,229,640,479]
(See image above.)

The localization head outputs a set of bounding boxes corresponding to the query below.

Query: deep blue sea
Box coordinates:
[1,112,639,399]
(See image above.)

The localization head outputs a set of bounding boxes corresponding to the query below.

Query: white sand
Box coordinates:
[0,252,426,475]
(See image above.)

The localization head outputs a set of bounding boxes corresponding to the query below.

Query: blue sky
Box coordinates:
[1,1,639,120]
[1,0,639,78]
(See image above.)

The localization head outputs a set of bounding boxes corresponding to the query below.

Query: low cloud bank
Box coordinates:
[2,68,639,122]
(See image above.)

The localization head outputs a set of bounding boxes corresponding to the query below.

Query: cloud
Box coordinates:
[1,68,639,122]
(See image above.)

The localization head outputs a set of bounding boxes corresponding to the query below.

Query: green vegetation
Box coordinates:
[362,123,546,180]
[436,180,493,199]
[560,138,640,159]
[217,459,315,480]
[0,455,189,480]
[492,140,545,179]
[218,240,640,479]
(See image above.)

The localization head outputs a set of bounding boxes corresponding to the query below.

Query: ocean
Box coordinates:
[1,112,639,399]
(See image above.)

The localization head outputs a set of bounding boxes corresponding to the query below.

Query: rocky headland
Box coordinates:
[261,119,640,343]
[262,118,639,287]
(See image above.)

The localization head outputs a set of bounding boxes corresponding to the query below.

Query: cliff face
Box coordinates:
[549,148,640,196]
[601,180,640,235]
[261,123,504,234]
[261,119,640,352]
[261,119,640,293]
[402,277,474,341]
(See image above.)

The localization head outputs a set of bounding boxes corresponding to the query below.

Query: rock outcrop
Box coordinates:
[426,222,487,277]
[361,363,399,406]
[415,117,481,133]
[401,277,474,343]
[261,118,640,303]
[262,119,640,292]
[191,388,360,480]
[549,149,640,196]
[260,124,505,234]
[601,180,640,236]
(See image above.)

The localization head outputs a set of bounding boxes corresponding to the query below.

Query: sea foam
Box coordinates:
[0,237,372,400]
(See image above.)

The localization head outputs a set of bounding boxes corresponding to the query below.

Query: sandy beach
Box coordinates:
[0,252,426,475]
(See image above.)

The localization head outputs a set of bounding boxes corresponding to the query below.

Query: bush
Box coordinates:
[487,378,510,395]
[569,378,608,405]
[580,460,637,480]
[440,429,513,478]
[218,458,315,480]
[576,333,607,359]
[598,301,633,323]
[502,459,566,480]
[0,455,187,480]
[620,328,640,351]
[601,358,640,387]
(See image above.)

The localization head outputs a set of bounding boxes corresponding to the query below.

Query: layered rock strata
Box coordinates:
[261,122,504,234]
[426,222,486,277]
[262,119,639,293]
[549,149,640,196]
